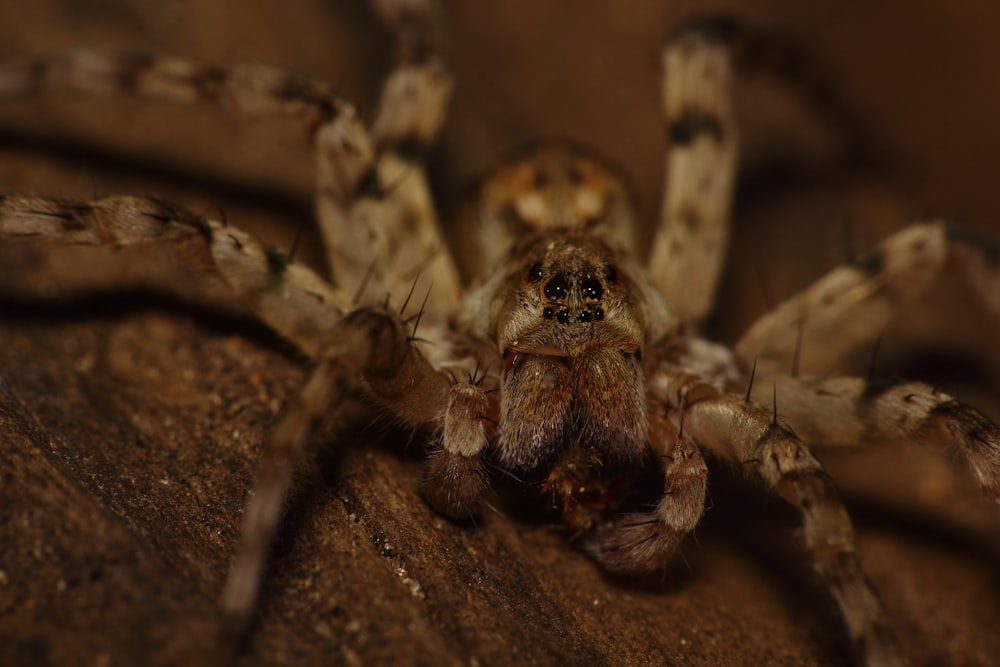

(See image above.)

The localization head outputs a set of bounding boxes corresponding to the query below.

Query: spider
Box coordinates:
[2,1,1000,666]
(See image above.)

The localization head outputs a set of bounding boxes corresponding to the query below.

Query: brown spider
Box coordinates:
[2,2,1000,666]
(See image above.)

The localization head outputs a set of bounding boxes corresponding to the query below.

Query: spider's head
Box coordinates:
[478,231,658,473]
[494,232,645,360]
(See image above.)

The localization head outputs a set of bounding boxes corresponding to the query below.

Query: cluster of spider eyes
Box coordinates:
[528,262,617,325]
[542,304,604,324]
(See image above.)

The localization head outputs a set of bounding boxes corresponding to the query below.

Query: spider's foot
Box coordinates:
[581,512,684,574]
[421,448,486,520]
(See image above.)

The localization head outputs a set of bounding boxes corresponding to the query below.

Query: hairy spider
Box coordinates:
[2,2,1000,666]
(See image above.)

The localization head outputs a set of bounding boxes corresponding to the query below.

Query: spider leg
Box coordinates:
[648,21,738,328]
[665,379,903,667]
[0,195,345,358]
[736,221,1000,378]
[220,306,451,629]
[0,48,349,120]
[0,44,374,300]
[419,380,492,519]
[0,5,462,310]
[316,0,461,310]
[0,193,486,630]
[749,375,1000,506]
[582,409,707,573]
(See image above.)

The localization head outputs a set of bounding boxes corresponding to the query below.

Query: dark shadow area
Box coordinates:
[0,126,314,224]
[0,287,308,364]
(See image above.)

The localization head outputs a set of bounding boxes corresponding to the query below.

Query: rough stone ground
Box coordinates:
[1,1,999,665]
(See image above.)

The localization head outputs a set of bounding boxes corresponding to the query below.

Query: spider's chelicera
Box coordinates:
[2,2,999,666]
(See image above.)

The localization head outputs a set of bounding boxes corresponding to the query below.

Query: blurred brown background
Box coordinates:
[1,1,999,665]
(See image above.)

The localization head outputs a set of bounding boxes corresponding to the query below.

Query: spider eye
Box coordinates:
[581,277,603,301]
[544,274,569,300]
[528,262,544,282]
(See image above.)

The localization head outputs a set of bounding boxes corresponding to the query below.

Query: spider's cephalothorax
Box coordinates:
[482,231,655,473]
[3,2,1000,666]
[453,145,680,470]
